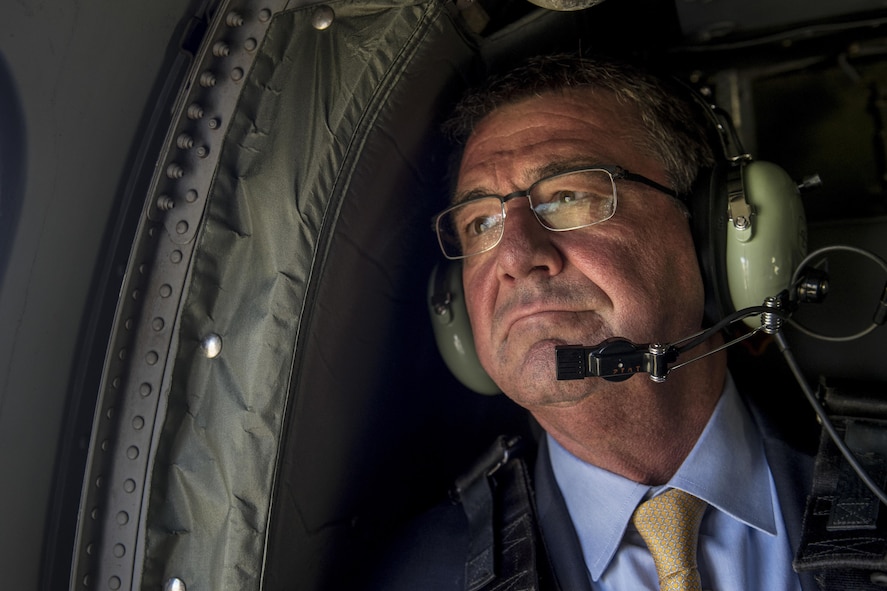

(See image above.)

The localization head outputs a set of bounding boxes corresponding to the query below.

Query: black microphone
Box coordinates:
[554,296,793,384]
[556,338,677,383]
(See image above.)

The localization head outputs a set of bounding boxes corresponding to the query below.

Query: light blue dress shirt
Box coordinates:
[548,374,803,590]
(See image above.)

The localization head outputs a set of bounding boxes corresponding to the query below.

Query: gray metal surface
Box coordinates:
[0,1,197,588]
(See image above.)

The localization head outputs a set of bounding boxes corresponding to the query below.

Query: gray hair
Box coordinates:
[444,54,716,195]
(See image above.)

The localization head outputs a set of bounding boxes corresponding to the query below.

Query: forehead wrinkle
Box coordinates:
[453,154,609,205]
[453,91,648,205]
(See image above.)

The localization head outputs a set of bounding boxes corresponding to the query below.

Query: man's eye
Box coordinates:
[467,215,497,236]
[551,190,587,204]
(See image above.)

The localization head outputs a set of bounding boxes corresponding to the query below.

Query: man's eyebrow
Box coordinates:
[452,187,493,206]
[532,158,605,179]
[451,157,610,205]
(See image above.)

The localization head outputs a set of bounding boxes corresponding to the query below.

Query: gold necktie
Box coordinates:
[632,488,707,591]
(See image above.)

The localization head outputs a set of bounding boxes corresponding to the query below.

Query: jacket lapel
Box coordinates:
[534,436,596,591]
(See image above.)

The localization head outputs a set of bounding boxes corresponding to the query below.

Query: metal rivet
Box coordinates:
[170,250,183,263]
[113,544,125,558]
[146,351,159,365]
[116,511,129,525]
[157,195,175,211]
[124,477,137,491]
[176,133,194,149]
[152,317,165,332]
[109,575,121,590]
[212,41,230,57]
[196,145,209,158]
[127,446,140,460]
[185,189,198,203]
[160,284,173,298]
[187,103,204,120]
[139,383,152,397]
[166,163,185,179]
[176,220,189,235]
[199,71,217,88]
[132,416,145,431]
[208,117,221,129]
[244,37,257,51]
[202,333,222,358]
[231,67,244,81]
[259,8,272,22]
[165,577,187,591]
[312,5,335,30]
[226,11,244,27]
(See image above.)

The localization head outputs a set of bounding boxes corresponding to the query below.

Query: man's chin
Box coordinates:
[502,376,597,409]
[490,345,600,407]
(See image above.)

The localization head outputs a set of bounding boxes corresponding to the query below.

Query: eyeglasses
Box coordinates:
[434,165,677,260]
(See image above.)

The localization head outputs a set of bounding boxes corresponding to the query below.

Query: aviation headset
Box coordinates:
[428,80,808,395]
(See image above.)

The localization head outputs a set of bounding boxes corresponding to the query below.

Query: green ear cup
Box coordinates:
[726,160,808,326]
[427,262,500,395]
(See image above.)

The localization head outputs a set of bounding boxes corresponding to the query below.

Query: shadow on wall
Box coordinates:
[0,52,26,291]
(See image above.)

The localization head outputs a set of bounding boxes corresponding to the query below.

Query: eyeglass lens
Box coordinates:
[436,168,616,259]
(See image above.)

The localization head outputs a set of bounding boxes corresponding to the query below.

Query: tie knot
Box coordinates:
[632,488,707,591]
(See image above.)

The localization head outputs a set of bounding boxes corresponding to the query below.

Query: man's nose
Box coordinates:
[494,201,564,279]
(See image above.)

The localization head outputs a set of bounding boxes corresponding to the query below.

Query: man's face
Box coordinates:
[457,89,706,408]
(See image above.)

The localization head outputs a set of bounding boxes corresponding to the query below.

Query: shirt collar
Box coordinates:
[547,373,777,582]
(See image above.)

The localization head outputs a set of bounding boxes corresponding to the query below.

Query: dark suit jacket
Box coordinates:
[368,385,822,591]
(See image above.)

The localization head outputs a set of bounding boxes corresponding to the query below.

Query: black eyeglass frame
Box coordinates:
[433,164,679,260]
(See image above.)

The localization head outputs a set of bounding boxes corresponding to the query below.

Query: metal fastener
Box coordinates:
[201,333,222,358]
[312,5,335,30]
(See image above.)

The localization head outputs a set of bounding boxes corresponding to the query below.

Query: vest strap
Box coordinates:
[454,435,560,591]
[795,379,887,590]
